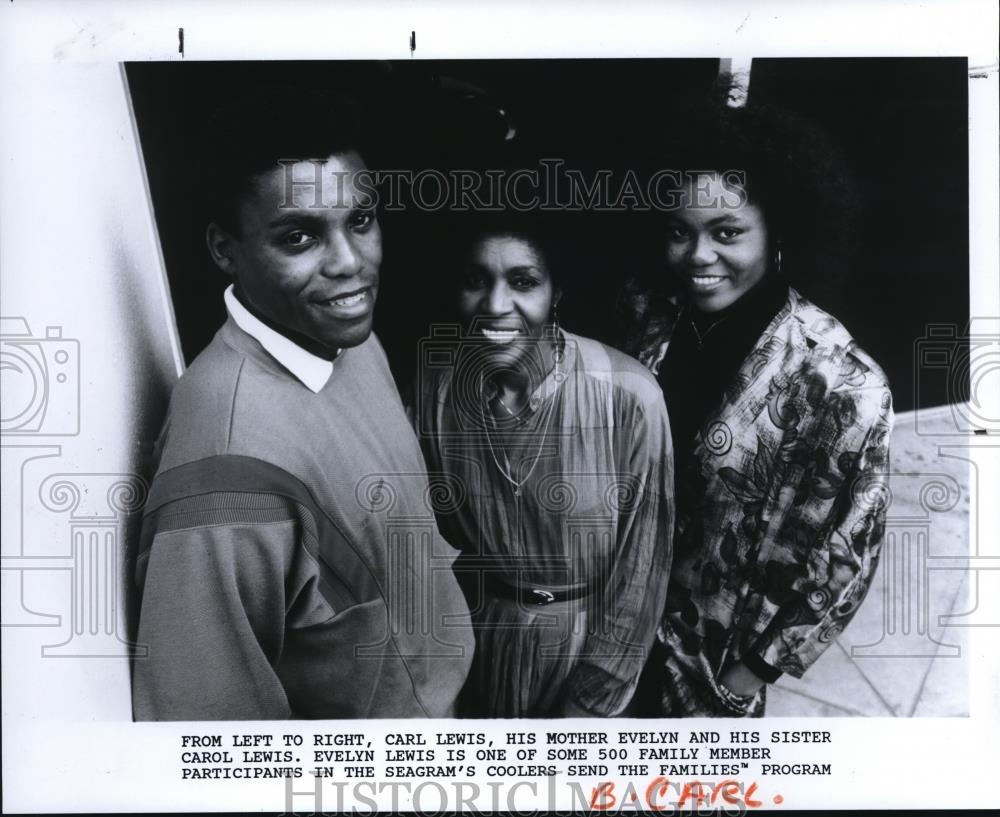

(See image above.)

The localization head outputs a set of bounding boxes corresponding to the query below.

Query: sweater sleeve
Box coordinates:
[563,393,675,716]
[132,492,316,721]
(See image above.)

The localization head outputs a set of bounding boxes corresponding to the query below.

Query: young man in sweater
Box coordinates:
[132,87,474,720]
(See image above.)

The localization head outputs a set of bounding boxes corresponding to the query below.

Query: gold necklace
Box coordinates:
[479,364,559,497]
[492,391,523,423]
[690,311,729,350]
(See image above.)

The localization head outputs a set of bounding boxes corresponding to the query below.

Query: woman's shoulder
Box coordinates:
[785,289,892,402]
[563,331,665,410]
[785,290,893,435]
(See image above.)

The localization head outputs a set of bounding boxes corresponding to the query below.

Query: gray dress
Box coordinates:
[415,330,674,717]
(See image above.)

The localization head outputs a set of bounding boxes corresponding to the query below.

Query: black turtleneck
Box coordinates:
[658,273,789,482]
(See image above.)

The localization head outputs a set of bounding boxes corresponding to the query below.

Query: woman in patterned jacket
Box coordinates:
[626,87,894,716]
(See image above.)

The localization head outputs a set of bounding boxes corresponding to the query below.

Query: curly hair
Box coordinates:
[621,76,863,344]
[444,208,573,290]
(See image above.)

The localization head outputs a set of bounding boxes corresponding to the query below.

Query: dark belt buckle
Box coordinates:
[529,588,556,605]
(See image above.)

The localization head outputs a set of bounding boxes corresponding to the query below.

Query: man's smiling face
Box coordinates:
[211,151,381,356]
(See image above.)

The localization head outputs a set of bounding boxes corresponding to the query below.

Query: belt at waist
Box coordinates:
[482,573,597,606]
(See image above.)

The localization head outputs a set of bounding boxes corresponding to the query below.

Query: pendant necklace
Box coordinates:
[690,311,729,350]
[492,392,523,423]
[479,363,559,497]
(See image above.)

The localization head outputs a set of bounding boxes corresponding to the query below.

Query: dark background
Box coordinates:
[126,58,970,412]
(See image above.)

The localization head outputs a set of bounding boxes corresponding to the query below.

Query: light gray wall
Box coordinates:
[2,61,181,722]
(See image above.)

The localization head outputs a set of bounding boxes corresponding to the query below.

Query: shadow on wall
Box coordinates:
[108,216,180,682]
[0,240,175,699]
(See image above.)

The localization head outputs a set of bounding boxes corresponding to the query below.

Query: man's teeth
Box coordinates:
[693,276,724,282]
[482,329,520,344]
[330,292,366,306]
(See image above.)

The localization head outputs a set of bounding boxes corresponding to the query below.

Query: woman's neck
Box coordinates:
[489,368,530,407]
[689,272,787,328]
[484,336,561,411]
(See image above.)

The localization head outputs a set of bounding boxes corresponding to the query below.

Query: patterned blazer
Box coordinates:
[632,288,893,715]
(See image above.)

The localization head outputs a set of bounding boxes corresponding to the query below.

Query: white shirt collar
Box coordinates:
[224,285,336,393]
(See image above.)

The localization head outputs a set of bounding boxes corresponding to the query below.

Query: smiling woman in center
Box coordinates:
[414,213,675,718]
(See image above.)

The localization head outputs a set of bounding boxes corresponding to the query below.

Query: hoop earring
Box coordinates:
[772,243,783,277]
[549,304,566,369]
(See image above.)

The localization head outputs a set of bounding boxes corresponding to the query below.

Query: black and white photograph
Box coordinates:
[2,2,997,813]
[122,55,970,722]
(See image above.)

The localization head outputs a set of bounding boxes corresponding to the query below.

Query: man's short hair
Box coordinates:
[202,84,366,233]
